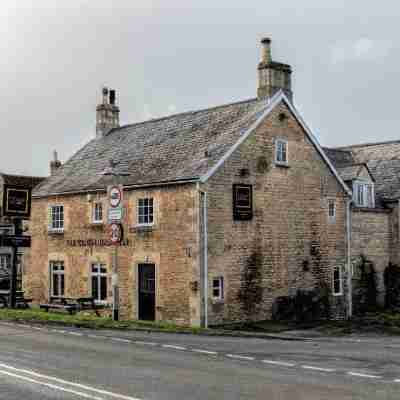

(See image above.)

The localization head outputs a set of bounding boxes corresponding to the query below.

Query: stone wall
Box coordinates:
[27,184,200,326]
[202,101,348,324]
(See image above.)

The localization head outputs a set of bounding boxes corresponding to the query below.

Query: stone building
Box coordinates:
[26,38,370,326]
[0,173,45,291]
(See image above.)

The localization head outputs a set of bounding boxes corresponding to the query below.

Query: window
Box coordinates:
[328,199,336,222]
[137,198,154,225]
[91,264,107,302]
[353,182,374,208]
[275,139,288,165]
[212,277,224,300]
[16,253,23,291]
[50,261,64,297]
[92,202,103,224]
[332,266,342,296]
[49,205,64,231]
[0,254,11,290]
[233,184,253,220]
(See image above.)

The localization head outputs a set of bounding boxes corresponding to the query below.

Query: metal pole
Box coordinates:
[10,218,22,308]
[112,244,119,321]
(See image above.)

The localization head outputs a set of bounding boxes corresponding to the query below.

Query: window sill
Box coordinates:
[48,229,64,235]
[212,298,224,304]
[130,224,155,233]
[91,221,104,226]
[275,161,290,168]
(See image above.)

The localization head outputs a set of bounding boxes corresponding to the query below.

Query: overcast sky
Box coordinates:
[1,1,399,176]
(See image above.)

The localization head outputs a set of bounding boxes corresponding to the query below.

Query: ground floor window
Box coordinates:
[91,264,107,302]
[333,266,342,296]
[212,277,224,300]
[0,254,11,290]
[50,261,65,297]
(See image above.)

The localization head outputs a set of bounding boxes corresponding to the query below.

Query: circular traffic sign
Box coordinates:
[109,186,122,208]
[109,223,122,244]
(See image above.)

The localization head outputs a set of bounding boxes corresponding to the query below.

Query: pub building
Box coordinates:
[27,38,354,326]
[0,174,44,293]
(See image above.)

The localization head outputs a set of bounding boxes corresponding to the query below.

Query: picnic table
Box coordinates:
[40,297,101,316]
[0,290,32,309]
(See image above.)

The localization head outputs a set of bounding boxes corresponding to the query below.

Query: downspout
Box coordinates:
[346,198,353,319]
[198,184,208,329]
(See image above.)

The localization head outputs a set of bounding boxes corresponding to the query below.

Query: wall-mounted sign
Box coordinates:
[0,235,31,248]
[2,185,32,218]
[233,184,253,220]
[66,238,130,247]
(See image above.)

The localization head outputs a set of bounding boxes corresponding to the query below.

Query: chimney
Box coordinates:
[96,86,120,138]
[50,150,62,175]
[257,37,293,101]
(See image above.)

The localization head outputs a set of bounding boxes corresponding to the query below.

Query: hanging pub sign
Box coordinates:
[233,184,253,220]
[2,185,32,218]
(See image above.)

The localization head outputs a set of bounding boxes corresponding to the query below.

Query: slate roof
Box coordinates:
[326,141,400,201]
[33,97,274,197]
[336,165,367,182]
[1,174,45,189]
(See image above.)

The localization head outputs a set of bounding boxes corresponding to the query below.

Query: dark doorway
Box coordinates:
[138,264,156,321]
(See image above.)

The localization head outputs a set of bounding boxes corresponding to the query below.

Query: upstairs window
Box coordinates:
[50,261,64,297]
[92,202,103,224]
[353,182,374,208]
[275,138,288,165]
[137,198,154,225]
[328,199,336,222]
[49,205,64,232]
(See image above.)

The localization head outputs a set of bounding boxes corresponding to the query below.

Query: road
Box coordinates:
[0,322,399,399]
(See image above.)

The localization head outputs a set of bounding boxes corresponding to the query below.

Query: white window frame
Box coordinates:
[328,199,336,222]
[212,277,224,301]
[275,138,288,166]
[90,263,108,303]
[353,181,375,208]
[48,205,64,233]
[50,261,65,298]
[332,266,343,296]
[137,198,154,226]
[92,202,103,224]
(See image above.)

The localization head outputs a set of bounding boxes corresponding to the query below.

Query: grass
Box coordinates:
[0,307,205,334]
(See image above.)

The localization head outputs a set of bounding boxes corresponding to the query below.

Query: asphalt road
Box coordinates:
[0,322,399,399]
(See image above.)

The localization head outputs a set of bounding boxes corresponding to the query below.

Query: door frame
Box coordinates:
[135,262,158,321]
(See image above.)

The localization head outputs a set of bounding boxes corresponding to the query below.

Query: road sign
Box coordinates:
[108,207,123,223]
[109,223,123,244]
[109,186,123,208]
[0,235,31,248]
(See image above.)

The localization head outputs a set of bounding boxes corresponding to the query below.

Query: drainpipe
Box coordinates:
[198,187,208,328]
[346,198,353,319]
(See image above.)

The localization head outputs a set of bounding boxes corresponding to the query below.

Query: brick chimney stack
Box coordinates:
[257,37,293,101]
[50,150,62,175]
[96,86,120,138]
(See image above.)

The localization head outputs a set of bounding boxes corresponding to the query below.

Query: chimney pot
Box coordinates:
[50,150,62,175]
[96,87,120,138]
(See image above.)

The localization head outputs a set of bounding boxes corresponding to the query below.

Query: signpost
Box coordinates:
[107,184,123,321]
[1,185,32,308]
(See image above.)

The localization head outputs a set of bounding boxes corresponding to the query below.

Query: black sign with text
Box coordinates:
[0,235,31,248]
[233,184,253,220]
[2,185,32,218]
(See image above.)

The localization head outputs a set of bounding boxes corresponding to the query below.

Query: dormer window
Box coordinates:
[353,181,374,208]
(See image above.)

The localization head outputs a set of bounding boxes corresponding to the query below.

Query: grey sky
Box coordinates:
[1,1,399,176]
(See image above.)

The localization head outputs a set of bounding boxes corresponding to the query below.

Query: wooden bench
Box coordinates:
[40,298,78,315]
[76,297,101,316]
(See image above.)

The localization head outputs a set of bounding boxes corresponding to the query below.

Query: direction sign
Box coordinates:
[0,235,31,248]
[109,186,122,208]
[109,223,123,244]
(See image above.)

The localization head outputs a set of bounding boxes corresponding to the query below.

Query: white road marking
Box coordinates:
[0,362,142,400]
[192,349,218,355]
[262,360,296,367]
[68,331,83,336]
[226,354,255,361]
[302,365,336,373]
[30,326,43,331]
[347,372,382,379]
[52,329,68,334]
[394,379,400,383]
[110,337,131,343]
[87,334,105,339]
[134,341,158,346]
[162,344,187,351]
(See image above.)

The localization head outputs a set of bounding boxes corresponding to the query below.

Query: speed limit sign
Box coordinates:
[109,223,123,244]
[109,186,122,208]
